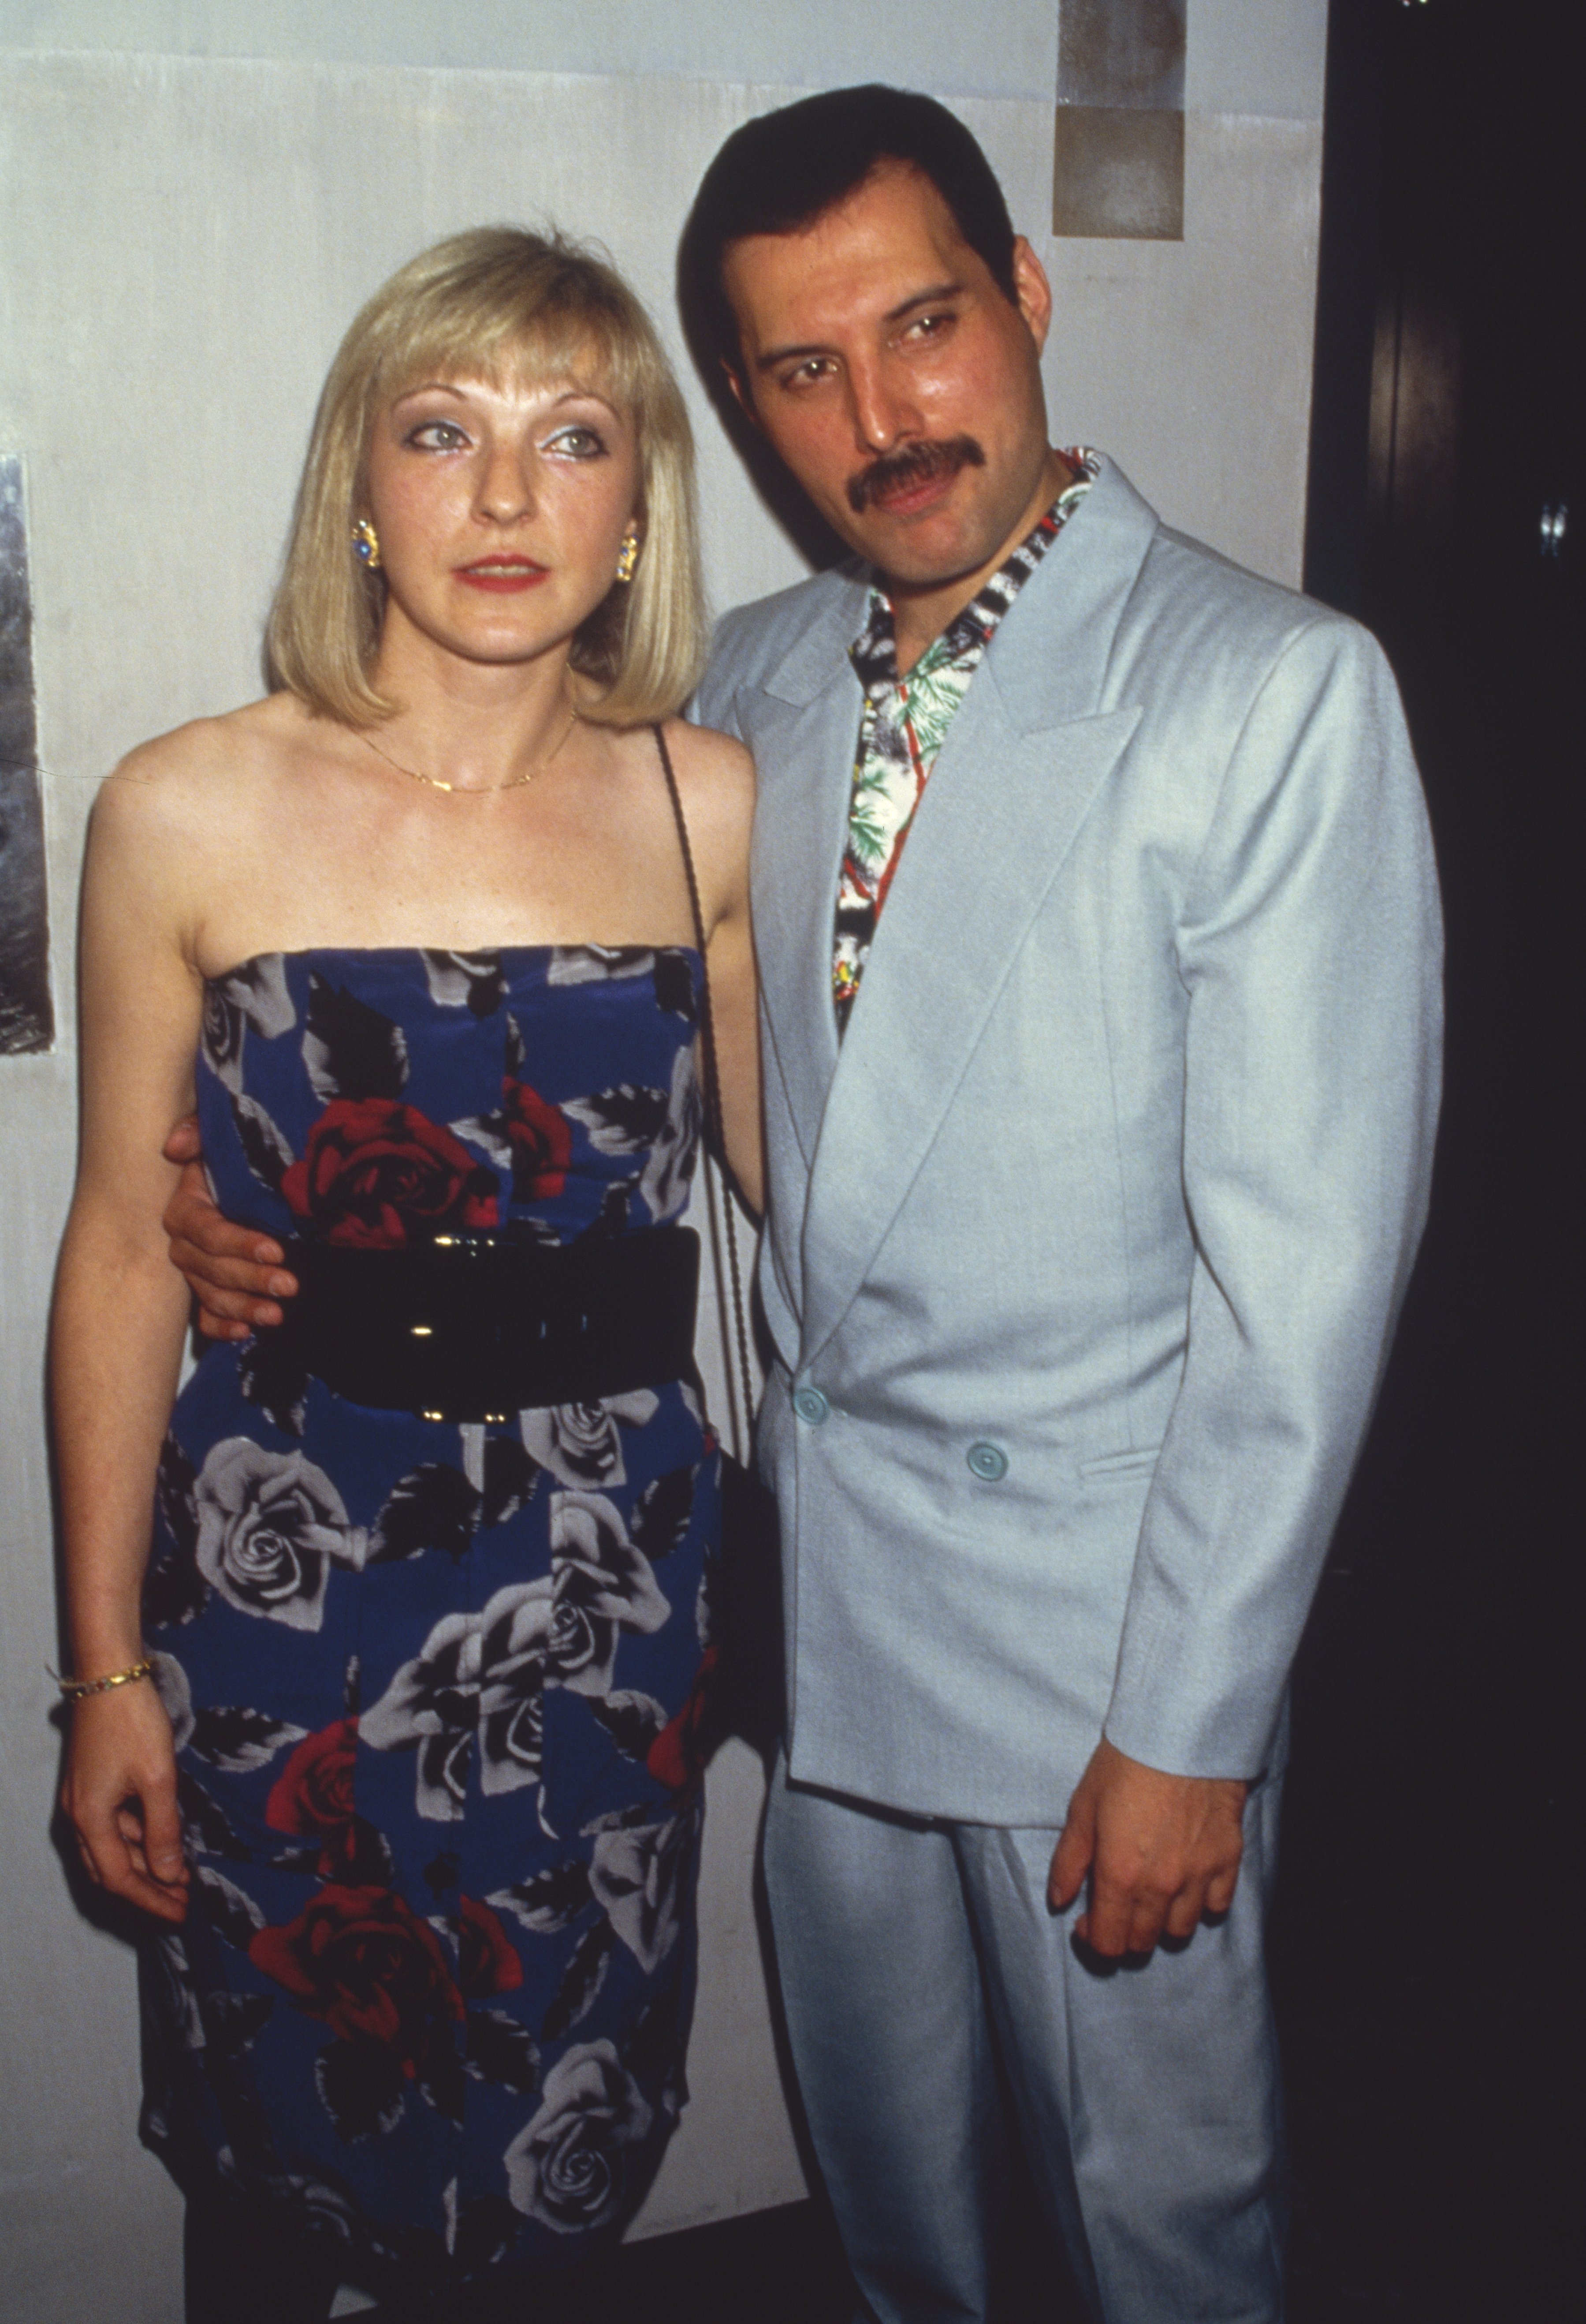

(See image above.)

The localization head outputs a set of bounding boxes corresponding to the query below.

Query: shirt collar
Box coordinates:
[849,448,1100,692]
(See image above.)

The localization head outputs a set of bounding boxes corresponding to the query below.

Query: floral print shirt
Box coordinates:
[833,449,1101,1030]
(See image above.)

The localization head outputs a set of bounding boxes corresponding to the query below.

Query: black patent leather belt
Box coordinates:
[274,1227,700,1421]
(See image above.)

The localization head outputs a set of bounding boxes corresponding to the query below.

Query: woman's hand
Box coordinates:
[61,1682,189,1923]
[161,1115,298,1338]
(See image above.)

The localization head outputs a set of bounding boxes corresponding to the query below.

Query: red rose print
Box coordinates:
[264,1718,363,1874]
[248,1883,465,2073]
[501,1080,573,1202]
[267,1718,358,1837]
[646,1645,722,1795]
[280,1097,499,1249]
[457,1896,524,1999]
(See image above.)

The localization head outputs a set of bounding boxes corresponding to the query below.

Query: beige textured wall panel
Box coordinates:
[1043,112,1324,587]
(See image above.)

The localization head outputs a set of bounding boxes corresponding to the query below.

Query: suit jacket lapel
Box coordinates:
[800,687,1142,1363]
[737,582,867,1168]
[798,461,1159,1364]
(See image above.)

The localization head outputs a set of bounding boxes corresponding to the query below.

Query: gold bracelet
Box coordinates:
[54,1658,154,1701]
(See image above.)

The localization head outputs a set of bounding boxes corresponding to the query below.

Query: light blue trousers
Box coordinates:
[763,1758,1286,2324]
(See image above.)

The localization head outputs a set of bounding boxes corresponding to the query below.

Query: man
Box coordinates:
[169,86,1441,2324]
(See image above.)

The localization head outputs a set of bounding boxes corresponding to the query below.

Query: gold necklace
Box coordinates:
[357,702,580,794]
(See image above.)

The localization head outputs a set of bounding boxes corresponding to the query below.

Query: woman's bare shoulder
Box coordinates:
[103,692,314,798]
[94,694,331,852]
[88,699,329,932]
[655,714,755,812]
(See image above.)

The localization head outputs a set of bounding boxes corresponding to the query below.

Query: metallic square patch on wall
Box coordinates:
[1054,0,1187,241]
[0,456,54,1054]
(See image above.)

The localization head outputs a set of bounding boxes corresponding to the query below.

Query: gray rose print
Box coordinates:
[422,950,508,1017]
[361,1496,669,1822]
[201,953,295,1093]
[193,1440,365,1631]
[517,1394,659,1490]
[473,1499,669,1794]
[148,1930,206,2051]
[587,1808,696,1975]
[546,1493,670,1694]
[546,947,656,986]
[502,2040,652,2232]
[149,1650,196,1752]
[360,1608,484,1823]
[475,1581,556,1800]
[637,1044,701,1226]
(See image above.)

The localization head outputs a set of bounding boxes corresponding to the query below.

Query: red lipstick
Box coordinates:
[455,556,547,593]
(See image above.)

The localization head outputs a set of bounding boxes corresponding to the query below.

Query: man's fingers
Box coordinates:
[1057,1742,1248,1955]
[1159,1882,1207,1943]
[1076,1871,1139,1958]
[161,1114,203,1164]
[167,1236,293,1333]
[198,1311,258,1343]
[162,1168,289,1277]
[170,1247,291,1317]
[1048,1802,1096,1910]
[1125,1898,1173,1956]
[1203,1861,1241,1918]
[168,1240,291,1294]
[160,1159,216,1234]
[1047,1827,1090,1910]
[164,1208,290,1278]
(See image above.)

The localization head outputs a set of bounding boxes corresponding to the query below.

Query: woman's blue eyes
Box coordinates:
[404,422,606,457]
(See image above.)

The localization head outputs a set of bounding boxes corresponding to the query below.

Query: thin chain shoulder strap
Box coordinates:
[653,722,757,1452]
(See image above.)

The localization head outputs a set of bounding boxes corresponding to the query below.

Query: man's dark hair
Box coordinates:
[678,84,1018,388]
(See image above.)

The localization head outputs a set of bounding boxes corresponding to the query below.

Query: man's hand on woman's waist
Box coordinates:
[161,1114,298,1339]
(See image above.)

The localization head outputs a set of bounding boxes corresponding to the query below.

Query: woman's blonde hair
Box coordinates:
[265,227,707,728]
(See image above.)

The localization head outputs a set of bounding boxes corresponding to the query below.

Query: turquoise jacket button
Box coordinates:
[966,1440,1009,1481]
[793,1386,830,1426]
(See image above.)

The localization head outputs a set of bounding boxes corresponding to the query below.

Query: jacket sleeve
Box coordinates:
[1102,616,1443,1779]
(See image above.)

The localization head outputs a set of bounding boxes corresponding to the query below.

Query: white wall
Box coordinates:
[0,7,1327,2318]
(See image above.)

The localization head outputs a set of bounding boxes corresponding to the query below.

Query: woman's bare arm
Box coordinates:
[52,758,208,1920]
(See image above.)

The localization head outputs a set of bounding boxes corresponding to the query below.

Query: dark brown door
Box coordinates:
[1279,4,1582,2317]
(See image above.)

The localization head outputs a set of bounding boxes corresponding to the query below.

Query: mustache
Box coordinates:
[846,435,986,515]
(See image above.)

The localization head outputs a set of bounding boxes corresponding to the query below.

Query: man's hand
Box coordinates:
[161,1115,297,1339]
[1048,1736,1247,1959]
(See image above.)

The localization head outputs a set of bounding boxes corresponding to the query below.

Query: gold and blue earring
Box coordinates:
[351,517,382,571]
[615,526,641,585]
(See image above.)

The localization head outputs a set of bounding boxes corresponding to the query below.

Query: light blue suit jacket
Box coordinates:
[693,458,1442,1826]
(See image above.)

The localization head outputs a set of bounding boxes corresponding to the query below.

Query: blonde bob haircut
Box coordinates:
[266,227,707,729]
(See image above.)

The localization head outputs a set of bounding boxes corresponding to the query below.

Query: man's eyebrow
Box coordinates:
[884,280,965,323]
[754,281,967,373]
[753,335,832,374]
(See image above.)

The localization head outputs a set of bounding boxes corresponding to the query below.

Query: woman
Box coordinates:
[51,227,758,2320]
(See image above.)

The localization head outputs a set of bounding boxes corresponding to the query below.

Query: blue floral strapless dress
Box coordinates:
[139,946,721,2301]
